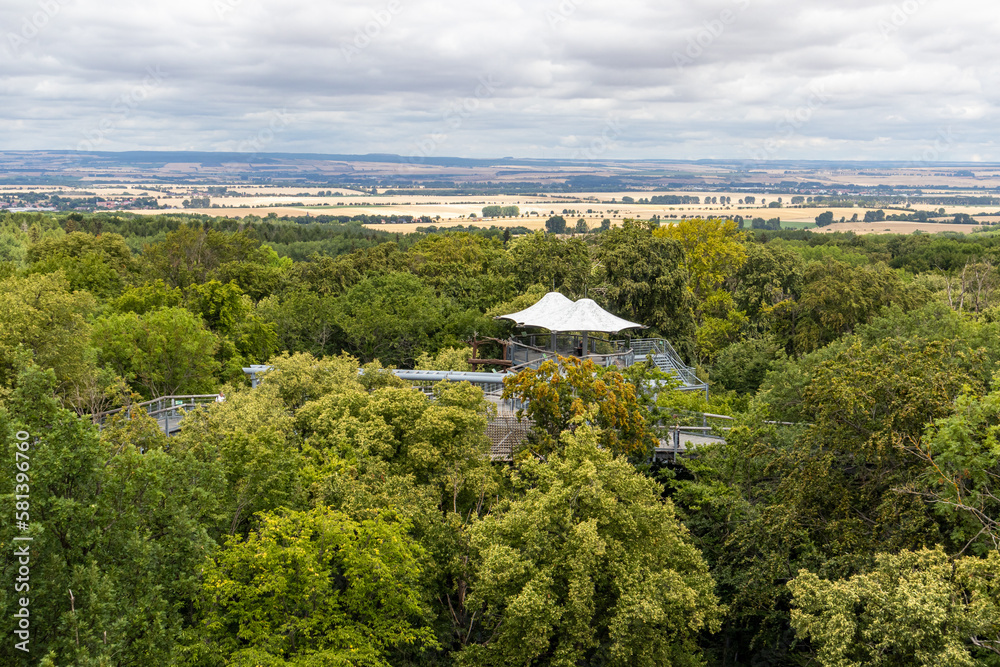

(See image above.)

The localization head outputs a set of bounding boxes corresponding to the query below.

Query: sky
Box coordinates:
[2,0,999,161]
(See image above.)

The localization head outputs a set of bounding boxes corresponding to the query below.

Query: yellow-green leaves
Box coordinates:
[459,428,722,667]
[198,506,438,666]
[656,218,747,303]
[789,548,1000,667]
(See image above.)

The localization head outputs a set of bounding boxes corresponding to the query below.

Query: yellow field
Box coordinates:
[17,185,986,236]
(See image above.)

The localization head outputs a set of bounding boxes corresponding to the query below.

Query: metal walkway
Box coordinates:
[501,336,708,394]
[91,337,712,460]
[93,395,219,435]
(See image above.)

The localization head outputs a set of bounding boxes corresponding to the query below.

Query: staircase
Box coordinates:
[622,338,703,389]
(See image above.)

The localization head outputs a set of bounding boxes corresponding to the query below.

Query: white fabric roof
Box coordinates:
[496,293,645,333]
[495,292,574,330]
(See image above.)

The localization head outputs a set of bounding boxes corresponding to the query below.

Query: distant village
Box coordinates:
[0,191,162,213]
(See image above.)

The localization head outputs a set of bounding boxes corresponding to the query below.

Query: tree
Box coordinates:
[790,548,1000,666]
[729,241,802,323]
[140,225,264,288]
[656,218,748,360]
[405,232,514,311]
[415,346,475,372]
[710,335,786,394]
[457,428,722,666]
[27,232,137,299]
[505,231,590,296]
[0,272,96,397]
[334,272,447,367]
[574,218,588,234]
[786,259,926,354]
[186,279,279,365]
[656,218,746,302]
[193,506,438,666]
[593,220,695,346]
[815,210,834,227]
[0,362,220,666]
[905,382,1000,551]
[92,307,221,398]
[110,280,184,315]
[257,289,342,358]
[686,328,988,661]
[501,356,659,460]
[544,215,567,234]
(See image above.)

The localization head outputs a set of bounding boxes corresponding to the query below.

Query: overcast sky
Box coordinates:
[2,0,998,161]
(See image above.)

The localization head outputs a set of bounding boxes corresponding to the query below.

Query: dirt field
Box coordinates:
[813,221,987,234]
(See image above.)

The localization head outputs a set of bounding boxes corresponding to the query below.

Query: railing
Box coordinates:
[92,395,219,434]
[507,338,635,374]
[616,338,704,389]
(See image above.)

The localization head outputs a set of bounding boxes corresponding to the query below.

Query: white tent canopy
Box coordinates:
[495,291,575,331]
[496,292,645,333]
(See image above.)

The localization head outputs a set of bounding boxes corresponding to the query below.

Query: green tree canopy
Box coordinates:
[790,548,1000,667]
[92,307,220,398]
[193,506,438,666]
[594,220,695,347]
[458,428,722,667]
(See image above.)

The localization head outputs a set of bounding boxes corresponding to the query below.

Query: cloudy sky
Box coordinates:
[2,0,998,161]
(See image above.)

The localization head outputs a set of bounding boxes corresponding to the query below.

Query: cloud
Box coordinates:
[0,0,999,160]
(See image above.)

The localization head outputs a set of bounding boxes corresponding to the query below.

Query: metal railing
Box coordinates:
[507,338,635,374]
[92,395,219,434]
[616,338,705,389]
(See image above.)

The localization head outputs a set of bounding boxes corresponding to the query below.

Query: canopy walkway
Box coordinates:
[90,338,713,459]
[91,393,728,463]
[497,336,707,394]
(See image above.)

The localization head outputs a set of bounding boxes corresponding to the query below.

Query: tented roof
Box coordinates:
[495,292,574,331]
[496,293,645,333]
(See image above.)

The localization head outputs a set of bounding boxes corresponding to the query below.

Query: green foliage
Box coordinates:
[405,233,515,311]
[481,205,519,218]
[257,289,342,358]
[140,225,265,288]
[729,241,802,323]
[459,428,723,666]
[814,210,834,226]
[415,346,475,372]
[110,280,184,315]
[779,259,927,354]
[26,232,137,299]
[790,548,1000,666]
[171,381,302,535]
[657,218,747,302]
[544,215,567,234]
[92,307,221,398]
[594,220,695,346]
[911,382,1000,552]
[0,272,96,396]
[334,272,447,367]
[193,506,438,666]
[186,279,279,364]
[502,356,659,460]
[711,336,787,395]
[15,209,1000,665]
[0,362,219,666]
[506,231,589,296]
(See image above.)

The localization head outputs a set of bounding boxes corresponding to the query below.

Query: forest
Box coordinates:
[2,209,1000,666]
